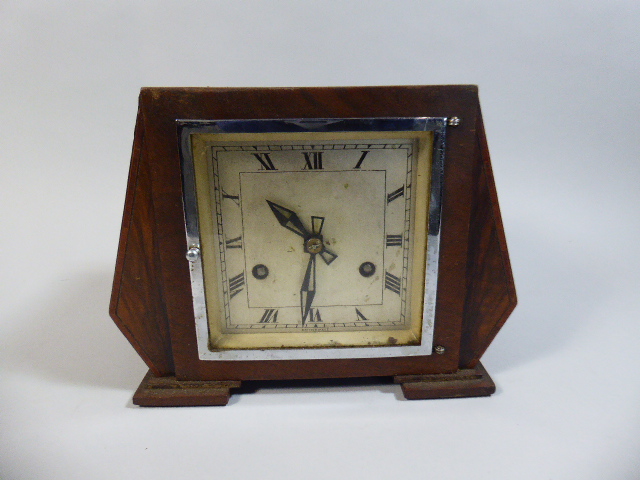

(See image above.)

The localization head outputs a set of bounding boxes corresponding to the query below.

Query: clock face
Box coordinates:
[213,139,413,332]
[181,120,444,359]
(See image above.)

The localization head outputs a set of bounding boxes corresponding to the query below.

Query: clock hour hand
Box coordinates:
[266,200,310,237]
[300,254,316,325]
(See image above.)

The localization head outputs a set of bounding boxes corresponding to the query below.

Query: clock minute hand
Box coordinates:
[266,200,310,237]
[300,254,316,326]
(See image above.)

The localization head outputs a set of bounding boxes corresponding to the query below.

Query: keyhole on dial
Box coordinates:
[359,262,376,277]
[252,264,269,280]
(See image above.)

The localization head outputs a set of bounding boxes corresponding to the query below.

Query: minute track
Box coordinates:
[209,138,416,339]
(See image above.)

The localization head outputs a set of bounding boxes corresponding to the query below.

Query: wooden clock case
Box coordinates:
[109,85,516,406]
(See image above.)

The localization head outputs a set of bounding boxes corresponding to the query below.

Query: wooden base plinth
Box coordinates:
[133,371,241,407]
[394,362,495,400]
[133,363,494,406]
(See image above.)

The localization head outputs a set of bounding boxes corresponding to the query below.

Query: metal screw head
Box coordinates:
[448,117,461,126]
[186,246,201,262]
[434,345,446,355]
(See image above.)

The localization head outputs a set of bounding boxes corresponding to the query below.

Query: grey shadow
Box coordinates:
[483,218,612,374]
[1,267,147,391]
[3,219,601,399]
[227,377,401,405]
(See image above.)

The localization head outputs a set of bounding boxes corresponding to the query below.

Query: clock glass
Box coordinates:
[179,119,445,360]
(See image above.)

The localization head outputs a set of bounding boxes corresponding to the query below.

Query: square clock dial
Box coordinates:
[180,118,445,361]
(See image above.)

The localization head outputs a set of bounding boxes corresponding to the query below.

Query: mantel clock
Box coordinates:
[109,86,516,406]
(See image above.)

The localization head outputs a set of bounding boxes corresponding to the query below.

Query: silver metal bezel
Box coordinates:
[178,117,447,361]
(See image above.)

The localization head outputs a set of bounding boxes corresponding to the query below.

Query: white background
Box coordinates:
[1,1,639,479]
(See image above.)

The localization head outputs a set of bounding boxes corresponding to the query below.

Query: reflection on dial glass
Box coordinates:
[189,131,433,351]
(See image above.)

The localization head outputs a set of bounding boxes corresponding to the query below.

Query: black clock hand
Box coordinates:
[267,203,338,264]
[266,200,310,237]
[309,215,338,265]
[319,249,337,265]
[300,253,316,325]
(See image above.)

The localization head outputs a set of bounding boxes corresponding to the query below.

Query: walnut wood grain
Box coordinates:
[394,362,495,400]
[109,108,174,376]
[459,114,517,368]
[133,370,241,407]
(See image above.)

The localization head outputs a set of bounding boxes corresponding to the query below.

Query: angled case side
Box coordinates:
[109,99,175,376]
[459,112,517,368]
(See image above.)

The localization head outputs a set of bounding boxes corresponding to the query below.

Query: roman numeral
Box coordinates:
[225,236,242,249]
[302,151,323,169]
[353,150,370,169]
[386,234,403,247]
[221,188,240,206]
[355,308,368,322]
[387,186,405,203]
[308,309,323,323]
[228,272,245,299]
[384,271,401,295]
[258,309,279,323]
[252,152,277,170]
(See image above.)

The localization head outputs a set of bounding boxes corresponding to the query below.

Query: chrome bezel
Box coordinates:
[178,117,447,361]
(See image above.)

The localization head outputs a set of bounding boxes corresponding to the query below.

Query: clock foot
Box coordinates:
[394,362,495,400]
[133,370,241,407]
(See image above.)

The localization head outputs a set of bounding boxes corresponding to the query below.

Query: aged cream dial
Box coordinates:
[189,130,433,351]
